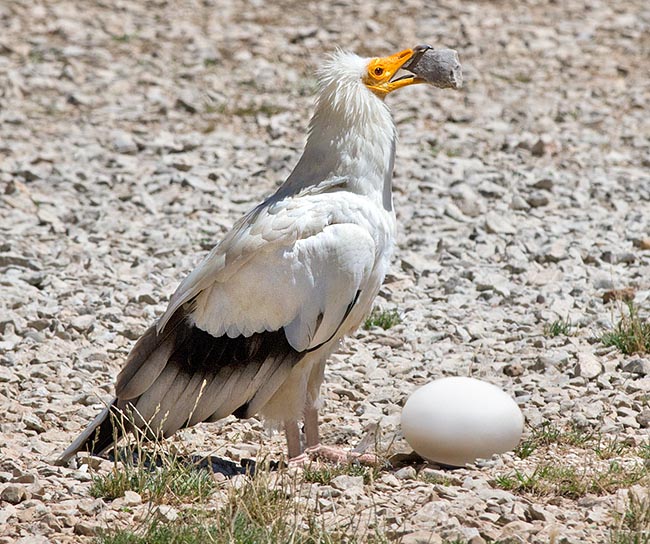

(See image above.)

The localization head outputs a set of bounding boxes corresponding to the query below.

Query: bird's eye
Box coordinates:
[374,66,384,76]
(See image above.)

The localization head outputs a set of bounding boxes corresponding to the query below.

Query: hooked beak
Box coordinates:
[364,48,427,98]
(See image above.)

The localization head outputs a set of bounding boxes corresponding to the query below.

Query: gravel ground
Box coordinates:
[1,0,650,542]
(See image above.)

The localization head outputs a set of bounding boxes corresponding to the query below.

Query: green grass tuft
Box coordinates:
[96,460,391,544]
[363,308,402,330]
[90,453,215,504]
[302,463,377,486]
[610,488,650,544]
[496,461,648,499]
[543,317,573,337]
[602,302,650,355]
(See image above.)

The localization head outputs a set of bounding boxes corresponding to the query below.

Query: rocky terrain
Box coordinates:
[1,0,649,542]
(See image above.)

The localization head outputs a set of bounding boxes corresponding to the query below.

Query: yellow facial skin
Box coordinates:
[363,48,426,98]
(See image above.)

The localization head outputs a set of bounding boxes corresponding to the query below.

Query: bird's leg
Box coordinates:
[284,419,303,459]
[304,404,320,448]
[286,405,319,466]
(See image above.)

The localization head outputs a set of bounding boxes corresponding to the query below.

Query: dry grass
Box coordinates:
[610,488,650,544]
[602,302,650,355]
[500,422,650,499]
[90,412,393,544]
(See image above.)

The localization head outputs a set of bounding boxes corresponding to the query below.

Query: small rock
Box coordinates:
[572,352,603,379]
[617,252,636,264]
[586,506,609,523]
[526,191,550,208]
[394,466,417,480]
[535,350,570,369]
[484,212,516,235]
[137,293,158,305]
[175,92,200,114]
[330,474,364,491]
[499,520,537,538]
[111,131,138,154]
[74,520,98,536]
[637,408,650,428]
[23,414,45,433]
[123,490,142,506]
[444,202,469,222]
[531,178,554,190]
[379,473,400,487]
[503,362,524,377]
[70,314,95,332]
[477,488,515,503]
[510,194,530,210]
[155,504,179,522]
[1,484,27,504]
[620,359,650,376]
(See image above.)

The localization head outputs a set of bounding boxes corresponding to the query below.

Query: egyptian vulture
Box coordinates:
[60,46,450,462]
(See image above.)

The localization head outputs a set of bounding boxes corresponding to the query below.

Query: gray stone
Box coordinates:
[111,131,138,154]
[526,191,550,208]
[70,315,95,333]
[394,466,417,480]
[0,484,27,504]
[636,409,650,428]
[74,521,98,536]
[484,212,516,235]
[621,359,650,376]
[330,475,364,491]
[572,352,603,379]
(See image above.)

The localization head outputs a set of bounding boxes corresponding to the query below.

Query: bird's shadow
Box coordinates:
[106,448,281,478]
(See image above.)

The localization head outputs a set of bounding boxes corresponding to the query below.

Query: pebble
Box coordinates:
[155,505,179,522]
[484,212,516,235]
[637,409,650,428]
[74,520,98,536]
[330,475,364,491]
[572,352,603,379]
[111,131,138,154]
[621,359,650,376]
[0,484,27,504]
[394,466,417,480]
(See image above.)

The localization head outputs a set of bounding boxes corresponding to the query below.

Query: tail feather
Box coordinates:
[116,310,186,400]
[57,399,121,464]
[59,316,305,462]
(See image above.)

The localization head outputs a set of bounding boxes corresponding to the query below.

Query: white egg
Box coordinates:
[401,377,524,467]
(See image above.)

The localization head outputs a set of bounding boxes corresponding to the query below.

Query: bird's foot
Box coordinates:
[290,444,382,466]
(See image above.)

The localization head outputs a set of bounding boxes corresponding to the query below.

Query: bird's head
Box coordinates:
[318,48,426,102]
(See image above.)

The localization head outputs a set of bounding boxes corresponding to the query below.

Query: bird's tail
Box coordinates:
[57,399,122,464]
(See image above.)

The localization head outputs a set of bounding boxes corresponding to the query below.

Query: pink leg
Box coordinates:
[304,404,320,448]
[284,420,302,459]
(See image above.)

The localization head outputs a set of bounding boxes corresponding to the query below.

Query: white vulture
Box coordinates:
[60,46,452,463]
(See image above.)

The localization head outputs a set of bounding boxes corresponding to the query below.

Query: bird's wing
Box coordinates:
[110,196,378,436]
[159,196,377,351]
[156,198,330,334]
[190,198,377,352]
